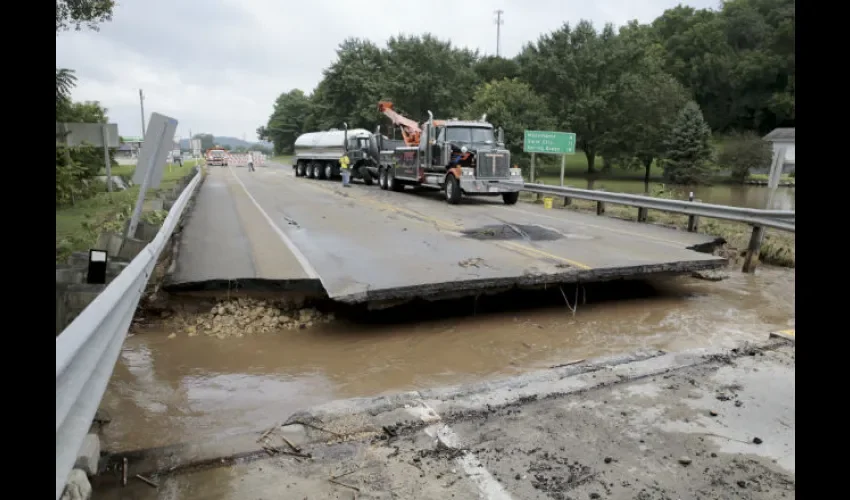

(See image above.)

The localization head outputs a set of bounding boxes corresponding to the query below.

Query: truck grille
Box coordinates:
[476,150,511,179]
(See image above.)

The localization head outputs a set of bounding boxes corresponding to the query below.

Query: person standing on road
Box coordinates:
[339,153,351,187]
[247,152,255,172]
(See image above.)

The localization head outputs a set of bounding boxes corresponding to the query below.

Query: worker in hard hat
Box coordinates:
[247,152,255,172]
[339,153,351,187]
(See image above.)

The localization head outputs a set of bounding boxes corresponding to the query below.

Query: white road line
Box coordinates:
[227,166,320,279]
[407,403,514,500]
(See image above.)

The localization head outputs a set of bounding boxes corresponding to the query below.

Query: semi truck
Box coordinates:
[293,127,384,185]
[376,102,523,205]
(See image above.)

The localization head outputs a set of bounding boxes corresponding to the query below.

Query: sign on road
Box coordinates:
[523,130,576,155]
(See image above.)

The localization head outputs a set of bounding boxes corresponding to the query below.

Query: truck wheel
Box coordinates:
[324,164,333,179]
[317,163,327,180]
[379,168,388,190]
[361,169,374,186]
[388,169,403,192]
[296,163,305,177]
[310,163,320,179]
[502,192,519,205]
[445,174,461,204]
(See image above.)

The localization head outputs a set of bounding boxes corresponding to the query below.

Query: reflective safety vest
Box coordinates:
[340,155,350,169]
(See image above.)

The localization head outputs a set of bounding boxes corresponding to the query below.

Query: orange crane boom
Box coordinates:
[378,101,421,146]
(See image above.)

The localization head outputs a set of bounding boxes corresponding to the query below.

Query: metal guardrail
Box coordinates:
[55,171,202,500]
[522,183,795,233]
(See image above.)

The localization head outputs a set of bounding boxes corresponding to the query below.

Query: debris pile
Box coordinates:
[153,298,334,339]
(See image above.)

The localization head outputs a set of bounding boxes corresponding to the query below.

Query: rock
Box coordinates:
[735,400,743,407]
[678,456,692,466]
[60,469,92,500]
[590,494,601,499]
[752,437,763,444]
[167,333,177,339]
[691,270,729,282]
[737,480,747,488]
[709,410,718,417]
[515,474,521,480]
[186,325,198,337]
[604,457,612,464]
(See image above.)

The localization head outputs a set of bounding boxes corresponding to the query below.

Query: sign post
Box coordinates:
[126,113,178,240]
[523,130,577,186]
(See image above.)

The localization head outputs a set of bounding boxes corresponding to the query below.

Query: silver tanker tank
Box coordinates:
[293,128,379,183]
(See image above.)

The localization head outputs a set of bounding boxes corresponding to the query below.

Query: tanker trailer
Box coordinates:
[293,125,378,185]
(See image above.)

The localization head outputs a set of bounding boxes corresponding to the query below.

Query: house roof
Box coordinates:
[763,128,795,142]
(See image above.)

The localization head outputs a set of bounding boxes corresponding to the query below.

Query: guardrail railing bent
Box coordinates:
[55,171,201,500]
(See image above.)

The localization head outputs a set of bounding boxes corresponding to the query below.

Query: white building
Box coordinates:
[762,128,795,174]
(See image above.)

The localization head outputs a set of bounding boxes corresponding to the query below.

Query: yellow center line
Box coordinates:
[499,240,593,270]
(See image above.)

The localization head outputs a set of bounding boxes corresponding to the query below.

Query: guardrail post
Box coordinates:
[563,197,572,207]
[596,200,605,216]
[637,207,648,222]
[742,225,765,273]
[687,193,699,232]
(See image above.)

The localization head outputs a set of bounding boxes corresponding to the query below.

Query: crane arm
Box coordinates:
[378,101,421,146]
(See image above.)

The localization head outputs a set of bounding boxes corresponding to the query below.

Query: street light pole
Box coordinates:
[139,89,146,136]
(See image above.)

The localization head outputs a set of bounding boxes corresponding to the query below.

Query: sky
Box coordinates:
[56,0,719,141]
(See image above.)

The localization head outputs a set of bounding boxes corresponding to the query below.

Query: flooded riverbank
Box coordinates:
[99,267,794,452]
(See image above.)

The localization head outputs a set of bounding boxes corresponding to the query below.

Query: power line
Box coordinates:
[494,9,504,57]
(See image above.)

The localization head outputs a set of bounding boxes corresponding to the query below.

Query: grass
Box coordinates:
[272,155,293,164]
[520,192,795,268]
[56,160,202,263]
[747,173,795,183]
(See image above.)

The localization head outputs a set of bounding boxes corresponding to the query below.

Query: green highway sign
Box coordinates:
[523,130,576,155]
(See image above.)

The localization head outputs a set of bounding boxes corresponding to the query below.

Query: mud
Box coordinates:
[91,342,795,500]
[99,267,794,453]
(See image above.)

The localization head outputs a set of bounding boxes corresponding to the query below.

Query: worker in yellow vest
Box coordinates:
[339,153,351,187]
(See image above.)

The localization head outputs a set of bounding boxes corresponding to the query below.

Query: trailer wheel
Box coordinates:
[445,174,461,204]
[379,168,388,190]
[310,163,320,179]
[361,168,374,186]
[502,192,519,205]
[296,163,305,177]
[324,164,333,180]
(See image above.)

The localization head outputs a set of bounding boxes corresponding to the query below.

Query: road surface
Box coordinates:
[92,337,795,499]
[166,164,726,303]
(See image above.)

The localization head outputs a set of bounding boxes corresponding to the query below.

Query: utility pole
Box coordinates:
[494,9,504,57]
[139,89,146,136]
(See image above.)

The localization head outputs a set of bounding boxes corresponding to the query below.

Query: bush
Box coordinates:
[718,132,773,183]
[55,144,117,206]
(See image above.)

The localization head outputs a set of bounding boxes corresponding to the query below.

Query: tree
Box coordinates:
[465,78,555,170]
[264,89,313,155]
[193,133,215,152]
[309,38,388,131]
[601,23,691,184]
[56,68,77,106]
[661,101,715,184]
[56,100,108,123]
[56,0,115,32]
[382,34,479,122]
[518,21,631,174]
[717,131,774,182]
[473,56,520,84]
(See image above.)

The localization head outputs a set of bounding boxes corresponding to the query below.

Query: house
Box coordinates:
[117,136,143,158]
[761,128,795,174]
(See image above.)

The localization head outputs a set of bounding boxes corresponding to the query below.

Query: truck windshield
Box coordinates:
[445,127,495,145]
[211,151,225,157]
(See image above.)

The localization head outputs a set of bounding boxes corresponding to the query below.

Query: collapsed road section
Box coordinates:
[92,336,795,499]
[164,166,726,305]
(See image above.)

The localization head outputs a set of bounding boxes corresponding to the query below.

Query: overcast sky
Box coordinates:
[56,0,718,141]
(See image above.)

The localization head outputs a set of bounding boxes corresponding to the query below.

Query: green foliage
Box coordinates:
[661,101,715,184]
[56,0,115,32]
[473,56,520,84]
[56,68,77,105]
[465,78,555,172]
[56,100,108,123]
[717,131,774,182]
[193,133,215,151]
[651,0,795,132]
[265,89,313,155]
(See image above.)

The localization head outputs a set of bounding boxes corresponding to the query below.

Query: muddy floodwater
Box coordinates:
[100,267,794,452]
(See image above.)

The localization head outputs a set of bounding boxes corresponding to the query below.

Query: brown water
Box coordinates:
[100,267,794,452]
[549,178,796,211]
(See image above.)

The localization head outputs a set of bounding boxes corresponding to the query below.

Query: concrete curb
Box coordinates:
[102,337,791,478]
